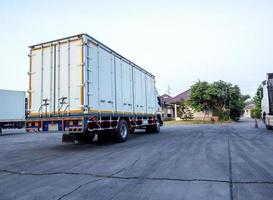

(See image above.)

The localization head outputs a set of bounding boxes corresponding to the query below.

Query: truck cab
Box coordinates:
[261,73,273,129]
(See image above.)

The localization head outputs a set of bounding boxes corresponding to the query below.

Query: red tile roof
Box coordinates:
[166,89,190,104]
[160,94,173,101]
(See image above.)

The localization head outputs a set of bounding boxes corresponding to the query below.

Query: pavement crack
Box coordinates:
[56,178,103,200]
[233,181,273,184]
[227,132,234,200]
[111,156,141,176]
[1,169,273,185]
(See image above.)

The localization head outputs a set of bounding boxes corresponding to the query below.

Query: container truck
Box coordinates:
[0,89,26,133]
[261,73,273,129]
[26,33,162,143]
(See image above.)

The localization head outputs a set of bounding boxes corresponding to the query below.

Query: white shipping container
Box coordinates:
[28,34,157,116]
[0,90,25,121]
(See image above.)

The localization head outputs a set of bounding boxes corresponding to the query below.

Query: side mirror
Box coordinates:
[157,97,162,106]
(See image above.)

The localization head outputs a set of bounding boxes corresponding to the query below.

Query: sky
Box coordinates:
[1,0,273,98]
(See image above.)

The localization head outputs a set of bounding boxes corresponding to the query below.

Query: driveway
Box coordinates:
[0,119,272,200]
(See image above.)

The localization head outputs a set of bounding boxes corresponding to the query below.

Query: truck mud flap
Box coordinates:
[62,134,76,143]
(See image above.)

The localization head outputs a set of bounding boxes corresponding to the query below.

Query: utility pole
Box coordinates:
[166,85,172,96]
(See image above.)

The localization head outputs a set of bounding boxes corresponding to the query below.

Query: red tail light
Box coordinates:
[89,116,97,121]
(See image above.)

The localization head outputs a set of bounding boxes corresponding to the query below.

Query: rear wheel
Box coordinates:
[154,122,160,133]
[75,130,95,144]
[146,122,160,133]
[116,119,129,143]
[130,127,135,134]
[97,132,114,143]
[266,125,273,130]
[146,125,152,133]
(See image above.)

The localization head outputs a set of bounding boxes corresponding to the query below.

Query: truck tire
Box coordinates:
[97,133,105,143]
[116,119,129,143]
[146,122,160,133]
[77,134,95,144]
[146,125,152,133]
[130,127,135,134]
[154,122,161,133]
[97,132,112,143]
[18,122,25,129]
[75,130,95,144]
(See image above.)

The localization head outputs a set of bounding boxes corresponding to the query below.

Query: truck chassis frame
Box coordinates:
[26,113,161,143]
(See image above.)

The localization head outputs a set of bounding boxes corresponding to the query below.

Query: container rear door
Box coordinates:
[55,40,83,114]
[30,46,54,115]
[29,38,83,116]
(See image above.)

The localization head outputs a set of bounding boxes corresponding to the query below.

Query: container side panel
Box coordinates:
[87,42,99,111]
[133,68,139,113]
[141,72,147,114]
[0,90,25,121]
[133,68,145,113]
[262,84,269,114]
[145,75,148,114]
[98,48,115,112]
[111,54,115,112]
[122,62,133,113]
[128,64,133,113]
[68,40,82,112]
[115,57,123,112]
[150,77,156,114]
[146,75,156,114]
[152,79,157,114]
[146,75,151,114]
[268,79,273,115]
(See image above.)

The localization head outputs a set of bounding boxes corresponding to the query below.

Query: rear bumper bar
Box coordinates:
[26,117,84,133]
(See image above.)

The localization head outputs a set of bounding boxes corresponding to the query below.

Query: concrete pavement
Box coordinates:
[0,119,272,200]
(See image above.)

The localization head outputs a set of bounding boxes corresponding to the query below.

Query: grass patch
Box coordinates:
[163,119,233,125]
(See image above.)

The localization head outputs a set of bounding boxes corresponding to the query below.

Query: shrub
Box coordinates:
[251,107,261,119]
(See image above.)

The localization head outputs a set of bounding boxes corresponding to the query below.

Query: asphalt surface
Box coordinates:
[0,119,273,200]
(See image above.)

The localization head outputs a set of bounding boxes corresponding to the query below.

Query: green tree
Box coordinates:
[205,81,232,120]
[188,80,249,121]
[253,85,263,108]
[177,101,193,120]
[251,85,263,119]
[187,81,210,112]
[251,107,262,119]
[229,85,250,121]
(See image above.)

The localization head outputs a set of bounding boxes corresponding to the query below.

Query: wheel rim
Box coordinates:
[120,124,128,138]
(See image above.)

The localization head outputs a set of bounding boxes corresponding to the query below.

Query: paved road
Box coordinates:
[0,119,273,200]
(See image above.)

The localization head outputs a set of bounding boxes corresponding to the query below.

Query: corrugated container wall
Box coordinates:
[0,90,25,121]
[28,34,157,117]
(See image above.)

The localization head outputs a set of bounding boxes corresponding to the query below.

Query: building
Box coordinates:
[160,89,212,120]
[159,94,174,119]
[244,102,255,118]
